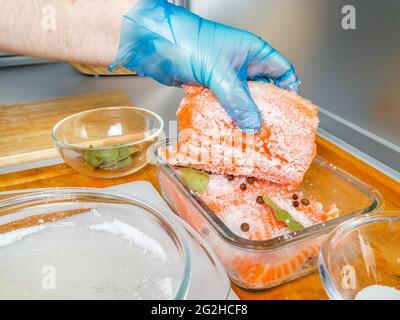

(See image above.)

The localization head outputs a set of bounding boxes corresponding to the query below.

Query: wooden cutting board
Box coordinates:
[0,91,133,168]
[72,63,136,76]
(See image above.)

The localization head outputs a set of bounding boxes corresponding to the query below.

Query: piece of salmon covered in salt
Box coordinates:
[171,82,319,189]
[199,174,339,241]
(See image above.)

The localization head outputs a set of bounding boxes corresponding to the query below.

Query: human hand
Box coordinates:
[110,0,300,133]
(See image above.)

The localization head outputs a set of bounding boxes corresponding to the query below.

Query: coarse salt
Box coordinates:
[0,225,45,248]
[157,277,174,300]
[355,285,400,300]
[89,220,167,261]
[199,173,332,241]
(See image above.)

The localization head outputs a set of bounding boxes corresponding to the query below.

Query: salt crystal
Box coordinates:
[355,285,400,300]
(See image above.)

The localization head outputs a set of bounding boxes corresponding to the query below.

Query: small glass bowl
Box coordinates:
[52,107,164,178]
[319,212,400,300]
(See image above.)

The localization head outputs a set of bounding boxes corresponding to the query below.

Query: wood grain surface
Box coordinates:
[0,93,399,300]
[0,91,133,168]
[72,63,136,76]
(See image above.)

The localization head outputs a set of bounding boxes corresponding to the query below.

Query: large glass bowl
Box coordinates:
[51,107,164,178]
[319,212,400,300]
[150,139,384,291]
[0,189,231,300]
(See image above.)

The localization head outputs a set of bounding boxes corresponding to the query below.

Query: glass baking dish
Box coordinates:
[0,188,231,300]
[150,139,384,291]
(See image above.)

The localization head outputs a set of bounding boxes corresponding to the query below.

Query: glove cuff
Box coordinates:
[109,0,193,73]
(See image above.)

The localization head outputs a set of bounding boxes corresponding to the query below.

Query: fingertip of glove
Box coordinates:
[233,110,263,134]
[284,79,302,94]
[108,64,118,73]
[252,76,271,85]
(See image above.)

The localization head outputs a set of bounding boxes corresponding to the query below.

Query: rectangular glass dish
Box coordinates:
[151,139,384,291]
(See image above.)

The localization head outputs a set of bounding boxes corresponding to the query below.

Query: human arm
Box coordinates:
[0,0,137,66]
[0,0,300,133]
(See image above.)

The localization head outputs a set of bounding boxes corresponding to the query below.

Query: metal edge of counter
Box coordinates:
[318,128,400,183]
[319,105,400,182]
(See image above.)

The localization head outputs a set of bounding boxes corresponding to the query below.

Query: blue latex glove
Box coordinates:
[110,0,300,133]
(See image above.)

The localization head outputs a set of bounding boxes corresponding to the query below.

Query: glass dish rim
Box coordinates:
[0,188,192,300]
[151,138,384,251]
[318,211,400,300]
[51,106,164,151]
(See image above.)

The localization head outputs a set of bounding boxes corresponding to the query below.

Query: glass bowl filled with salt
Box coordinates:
[0,188,231,300]
[319,212,400,300]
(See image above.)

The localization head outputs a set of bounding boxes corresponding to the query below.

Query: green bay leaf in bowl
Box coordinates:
[179,168,209,194]
[262,194,304,232]
[85,144,139,170]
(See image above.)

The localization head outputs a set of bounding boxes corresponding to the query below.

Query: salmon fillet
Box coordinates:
[172,82,319,188]
[161,81,332,289]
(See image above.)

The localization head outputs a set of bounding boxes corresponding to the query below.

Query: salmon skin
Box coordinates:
[172,82,319,189]
[230,245,321,288]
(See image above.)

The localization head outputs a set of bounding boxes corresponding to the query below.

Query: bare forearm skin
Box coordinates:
[0,0,137,66]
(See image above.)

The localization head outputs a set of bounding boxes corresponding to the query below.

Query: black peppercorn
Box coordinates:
[241,223,250,233]
[240,183,247,191]
[246,177,256,185]
[292,194,299,200]
[227,175,235,181]
[302,198,310,206]
[256,196,264,205]
[293,201,300,208]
